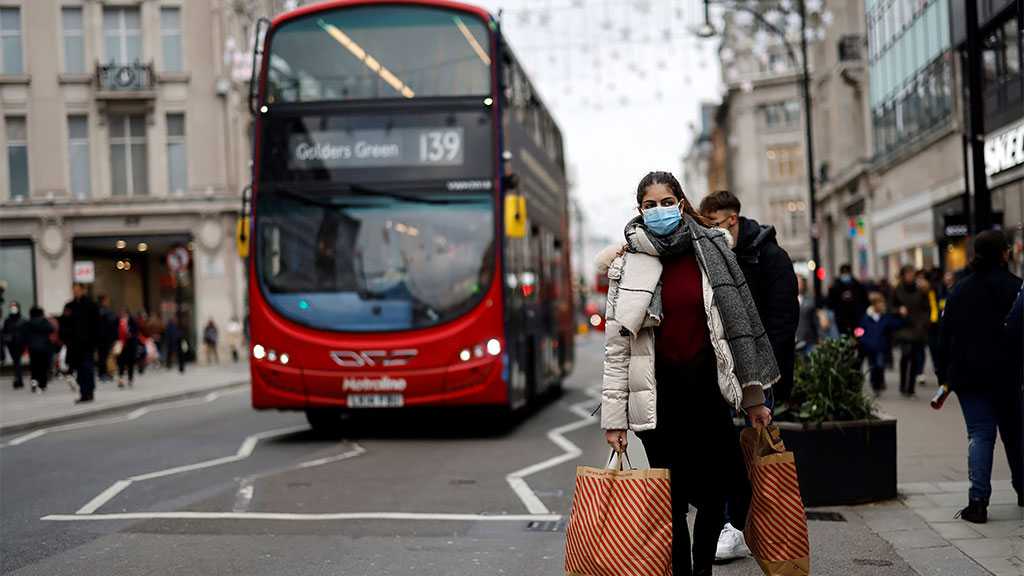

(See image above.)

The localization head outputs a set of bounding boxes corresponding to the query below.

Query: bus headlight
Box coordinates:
[280,353,290,365]
[459,349,472,362]
[267,350,278,362]
[589,314,602,327]
[486,338,502,356]
[253,344,266,360]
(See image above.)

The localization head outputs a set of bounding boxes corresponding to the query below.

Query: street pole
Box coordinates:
[963,0,990,233]
[797,0,823,304]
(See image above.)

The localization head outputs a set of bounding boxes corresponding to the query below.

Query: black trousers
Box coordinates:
[29,350,51,389]
[96,342,113,379]
[898,342,925,395]
[637,349,740,576]
[118,340,137,383]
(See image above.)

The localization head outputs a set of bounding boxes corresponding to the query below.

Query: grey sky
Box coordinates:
[473,0,724,255]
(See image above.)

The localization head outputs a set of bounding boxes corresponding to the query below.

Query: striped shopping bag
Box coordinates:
[563,452,672,576]
[740,425,811,576]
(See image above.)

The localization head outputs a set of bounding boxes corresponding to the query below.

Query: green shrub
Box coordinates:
[776,337,876,424]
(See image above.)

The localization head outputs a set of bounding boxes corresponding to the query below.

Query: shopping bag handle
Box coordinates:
[756,424,787,455]
[607,449,634,471]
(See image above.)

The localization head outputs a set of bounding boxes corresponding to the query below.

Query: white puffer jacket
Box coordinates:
[597,236,767,432]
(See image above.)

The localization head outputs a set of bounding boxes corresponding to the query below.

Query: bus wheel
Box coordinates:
[305,408,344,436]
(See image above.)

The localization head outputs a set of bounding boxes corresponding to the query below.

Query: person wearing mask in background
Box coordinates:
[96,295,118,383]
[826,264,869,336]
[601,172,776,575]
[2,302,25,389]
[22,306,54,393]
[795,275,819,355]
[116,308,140,389]
[699,189,798,562]
[67,284,99,403]
[891,265,931,397]
[857,292,904,396]
[938,231,1023,522]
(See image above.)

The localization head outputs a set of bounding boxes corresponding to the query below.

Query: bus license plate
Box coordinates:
[347,394,404,408]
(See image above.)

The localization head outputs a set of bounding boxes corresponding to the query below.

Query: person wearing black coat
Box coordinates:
[938,230,1023,523]
[827,264,870,337]
[66,284,100,403]
[892,265,931,396]
[2,302,25,388]
[701,190,799,562]
[21,306,54,392]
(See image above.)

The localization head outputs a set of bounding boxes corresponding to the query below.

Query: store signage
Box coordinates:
[289,127,464,169]
[985,119,1024,177]
[72,261,95,283]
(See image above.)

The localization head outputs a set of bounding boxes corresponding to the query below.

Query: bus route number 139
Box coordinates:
[419,130,462,164]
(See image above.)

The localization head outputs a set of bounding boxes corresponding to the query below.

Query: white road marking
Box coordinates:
[76,480,133,515]
[505,387,601,514]
[75,424,308,514]
[43,512,562,522]
[296,444,367,469]
[1,388,244,448]
[232,482,255,513]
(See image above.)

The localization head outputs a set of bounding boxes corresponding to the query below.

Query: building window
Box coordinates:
[760,100,801,129]
[67,116,90,199]
[160,7,183,72]
[0,7,22,75]
[62,7,85,74]
[103,7,141,64]
[765,144,802,182]
[109,114,147,196]
[166,113,187,194]
[0,240,36,316]
[6,117,28,199]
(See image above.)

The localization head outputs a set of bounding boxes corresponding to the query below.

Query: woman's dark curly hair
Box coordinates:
[635,171,711,227]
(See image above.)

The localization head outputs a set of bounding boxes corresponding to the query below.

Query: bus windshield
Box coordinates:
[266,5,492,103]
[257,188,495,332]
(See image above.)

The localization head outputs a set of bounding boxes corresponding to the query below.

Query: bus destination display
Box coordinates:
[289,127,465,169]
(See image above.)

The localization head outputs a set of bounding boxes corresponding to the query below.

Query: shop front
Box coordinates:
[986,116,1024,278]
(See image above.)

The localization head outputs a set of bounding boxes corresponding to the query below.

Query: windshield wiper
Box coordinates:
[269,183,487,206]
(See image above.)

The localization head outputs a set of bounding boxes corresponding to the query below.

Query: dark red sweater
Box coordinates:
[656,253,709,365]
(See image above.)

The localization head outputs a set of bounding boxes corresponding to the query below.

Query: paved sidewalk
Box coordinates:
[859,369,1022,575]
[0,362,249,435]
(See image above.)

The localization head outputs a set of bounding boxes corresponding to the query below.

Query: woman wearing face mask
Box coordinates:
[596,171,777,576]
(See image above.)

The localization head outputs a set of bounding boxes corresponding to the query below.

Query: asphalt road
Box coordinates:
[0,335,920,575]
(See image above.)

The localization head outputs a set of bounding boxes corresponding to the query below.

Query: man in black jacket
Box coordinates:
[938,231,1023,523]
[701,190,799,401]
[66,283,100,403]
[701,190,799,562]
[827,264,869,336]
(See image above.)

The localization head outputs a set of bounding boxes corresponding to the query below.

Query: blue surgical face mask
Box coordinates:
[642,205,682,236]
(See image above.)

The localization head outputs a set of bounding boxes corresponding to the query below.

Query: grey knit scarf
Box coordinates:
[624,214,780,390]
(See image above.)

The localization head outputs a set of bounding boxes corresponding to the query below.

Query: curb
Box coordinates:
[0,380,249,436]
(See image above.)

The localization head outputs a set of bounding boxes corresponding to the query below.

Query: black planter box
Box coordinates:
[739,418,897,507]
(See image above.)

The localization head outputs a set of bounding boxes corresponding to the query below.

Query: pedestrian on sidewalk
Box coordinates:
[795,275,819,355]
[22,305,54,392]
[2,301,25,389]
[937,230,1023,523]
[226,316,242,363]
[700,189,798,562]
[96,295,117,383]
[891,265,930,397]
[203,318,219,365]
[66,284,99,403]
[1001,284,1024,508]
[164,316,185,373]
[827,264,869,337]
[856,292,904,396]
[116,308,140,388]
[599,172,776,576]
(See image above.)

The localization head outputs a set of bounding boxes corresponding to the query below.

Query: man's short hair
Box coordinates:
[839,264,853,275]
[699,190,741,215]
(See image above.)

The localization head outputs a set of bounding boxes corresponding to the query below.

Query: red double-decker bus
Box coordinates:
[246,0,573,431]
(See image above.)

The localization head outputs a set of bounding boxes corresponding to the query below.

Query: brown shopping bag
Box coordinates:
[564,452,672,576]
[740,425,811,576]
